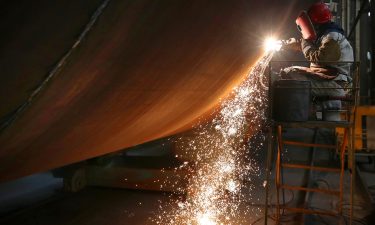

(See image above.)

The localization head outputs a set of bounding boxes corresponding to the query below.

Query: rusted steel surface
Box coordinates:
[0,0,307,182]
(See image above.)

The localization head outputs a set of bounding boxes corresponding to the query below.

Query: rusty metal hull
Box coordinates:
[0,0,307,182]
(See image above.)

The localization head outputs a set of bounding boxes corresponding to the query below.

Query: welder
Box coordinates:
[281,2,354,111]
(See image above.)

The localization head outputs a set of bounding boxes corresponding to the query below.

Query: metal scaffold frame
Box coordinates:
[264,61,360,225]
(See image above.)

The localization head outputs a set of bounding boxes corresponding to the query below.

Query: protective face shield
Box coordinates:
[295,11,317,41]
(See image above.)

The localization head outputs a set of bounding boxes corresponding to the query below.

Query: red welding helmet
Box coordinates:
[295,11,317,41]
[307,2,332,24]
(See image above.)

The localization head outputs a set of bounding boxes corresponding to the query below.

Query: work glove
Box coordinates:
[301,38,313,55]
[281,38,301,51]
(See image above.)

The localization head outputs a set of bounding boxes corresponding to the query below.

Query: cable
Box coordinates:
[249,216,264,225]
[244,188,295,208]
[308,206,348,225]
[248,188,297,225]
[313,178,331,190]
[315,213,334,225]
[309,205,369,225]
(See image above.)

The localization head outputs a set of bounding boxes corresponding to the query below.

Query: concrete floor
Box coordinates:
[0,174,265,225]
[1,186,170,225]
[1,128,375,225]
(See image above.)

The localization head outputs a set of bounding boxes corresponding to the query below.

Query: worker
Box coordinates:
[281,2,354,111]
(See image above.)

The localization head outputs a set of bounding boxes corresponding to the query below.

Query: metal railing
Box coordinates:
[264,60,360,225]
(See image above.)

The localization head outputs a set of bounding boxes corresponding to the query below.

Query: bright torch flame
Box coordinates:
[264,37,282,52]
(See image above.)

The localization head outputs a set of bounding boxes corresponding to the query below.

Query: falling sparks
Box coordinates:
[197,212,216,225]
[155,52,274,225]
[226,180,238,193]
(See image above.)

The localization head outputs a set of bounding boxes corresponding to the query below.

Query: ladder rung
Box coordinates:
[282,163,341,173]
[280,185,340,196]
[282,140,336,149]
[281,206,338,217]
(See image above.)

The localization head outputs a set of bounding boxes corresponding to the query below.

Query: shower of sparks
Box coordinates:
[155,52,274,225]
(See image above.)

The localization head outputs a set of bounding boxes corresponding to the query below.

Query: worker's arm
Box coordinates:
[301,38,341,63]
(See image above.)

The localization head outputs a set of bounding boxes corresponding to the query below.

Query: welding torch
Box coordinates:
[264,37,301,52]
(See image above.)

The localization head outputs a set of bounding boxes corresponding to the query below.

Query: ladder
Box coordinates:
[273,121,354,224]
[263,61,360,225]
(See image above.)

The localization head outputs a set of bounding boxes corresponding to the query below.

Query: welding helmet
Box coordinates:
[307,2,332,24]
[295,11,317,41]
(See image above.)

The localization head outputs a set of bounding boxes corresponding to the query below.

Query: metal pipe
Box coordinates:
[342,0,348,33]
[348,0,368,40]
[371,0,375,103]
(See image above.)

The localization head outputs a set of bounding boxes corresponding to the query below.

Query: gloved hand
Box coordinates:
[301,38,313,55]
[281,38,301,51]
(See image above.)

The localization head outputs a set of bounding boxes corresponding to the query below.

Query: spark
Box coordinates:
[226,180,238,193]
[228,127,237,136]
[197,212,216,225]
[155,52,274,225]
[218,162,234,173]
[238,88,250,98]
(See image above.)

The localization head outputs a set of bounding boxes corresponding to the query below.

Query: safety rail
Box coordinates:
[266,60,360,124]
[263,60,360,225]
